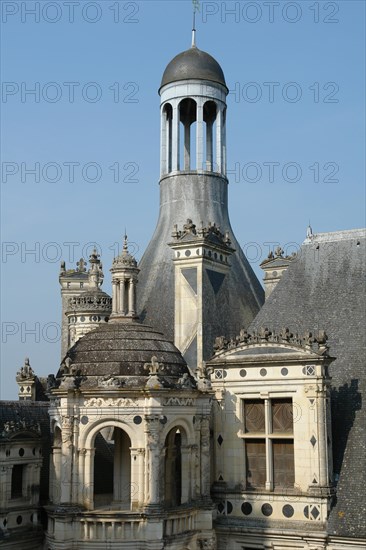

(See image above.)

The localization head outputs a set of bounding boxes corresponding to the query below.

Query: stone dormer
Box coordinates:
[260,246,296,299]
[207,326,335,534]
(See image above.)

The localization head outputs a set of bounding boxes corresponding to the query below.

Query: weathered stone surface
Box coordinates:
[58,321,191,388]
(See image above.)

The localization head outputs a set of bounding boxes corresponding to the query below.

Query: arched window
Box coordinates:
[164,426,190,507]
[179,98,197,171]
[162,103,173,174]
[203,100,217,172]
[93,427,131,509]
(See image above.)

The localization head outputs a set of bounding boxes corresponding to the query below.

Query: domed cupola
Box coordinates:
[158,41,228,179]
[160,46,227,91]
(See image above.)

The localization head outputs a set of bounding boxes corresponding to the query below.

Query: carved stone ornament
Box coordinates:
[164,397,194,406]
[47,374,58,390]
[213,327,329,356]
[16,357,35,382]
[97,375,124,388]
[76,258,87,272]
[84,397,138,408]
[1,419,41,438]
[172,218,232,247]
[177,372,195,389]
[143,356,164,376]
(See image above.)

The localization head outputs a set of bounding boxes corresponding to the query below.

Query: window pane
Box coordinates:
[11,465,23,498]
[245,439,266,488]
[273,439,294,488]
[244,400,265,433]
[272,399,293,433]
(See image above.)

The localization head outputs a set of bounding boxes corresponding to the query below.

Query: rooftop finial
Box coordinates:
[307,221,313,239]
[123,232,128,252]
[192,0,200,47]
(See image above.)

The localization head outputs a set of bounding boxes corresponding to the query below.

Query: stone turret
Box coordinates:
[110,235,139,322]
[137,42,264,352]
[64,250,112,350]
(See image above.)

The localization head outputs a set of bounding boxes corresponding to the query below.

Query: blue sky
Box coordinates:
[1,0,365,399]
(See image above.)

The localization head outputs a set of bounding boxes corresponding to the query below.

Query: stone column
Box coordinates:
[120,278,126,315]
[191,444,199,500]
[0,466,10,507]
[206,121,213,171]
[51,446,62,503]
[28,464,41,504]
[265,398,273,491]
[196,101,204,170]
[160,106,167,176]
[216,106,223,175]
[112,281,118,314]
[145,416,161,506]
[78,448,86,505]
[128,278,136,316]
[317,385,328,486]
[84,448,95,509]
[181,445,191,503]
[130,448,145,508]
[200,415,211,498]
[60,416,74,503]
[184,123,190,170]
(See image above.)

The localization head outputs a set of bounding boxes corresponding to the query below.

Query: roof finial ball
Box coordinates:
[110,235,139,322]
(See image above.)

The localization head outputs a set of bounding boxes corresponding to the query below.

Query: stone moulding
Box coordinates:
[84,397,139,408]
[213,327,330,358]
[163,397,195,406]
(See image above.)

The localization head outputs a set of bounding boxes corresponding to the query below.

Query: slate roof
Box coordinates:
[250,229,366,539]
[58,321,192,389]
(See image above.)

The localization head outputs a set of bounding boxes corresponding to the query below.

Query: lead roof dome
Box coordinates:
[160,46,227,90]
[57,321,194,389]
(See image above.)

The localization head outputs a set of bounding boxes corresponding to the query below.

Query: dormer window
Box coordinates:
[242,398,294,491]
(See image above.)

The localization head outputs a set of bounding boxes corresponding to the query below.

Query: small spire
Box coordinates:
[306,222,313,239]
[123,233,128,252]
[88,249,103,289]
[192,0,200,47]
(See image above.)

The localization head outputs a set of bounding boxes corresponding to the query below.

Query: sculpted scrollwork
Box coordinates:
[213,327,329,356]
[84,397,138,408]
[164,397,194,406]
